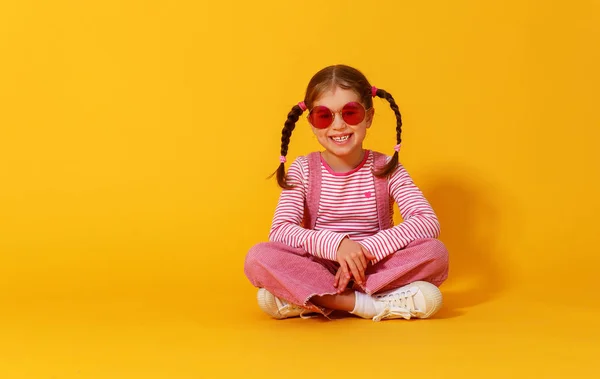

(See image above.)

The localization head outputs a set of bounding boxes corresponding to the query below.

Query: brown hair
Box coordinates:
[272,65,403,189]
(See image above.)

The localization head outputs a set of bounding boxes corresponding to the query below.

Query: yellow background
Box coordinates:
[1,1,599,378]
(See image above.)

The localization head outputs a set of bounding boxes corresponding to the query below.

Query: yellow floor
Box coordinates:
[1,1,599,378]
[2,278,598,379]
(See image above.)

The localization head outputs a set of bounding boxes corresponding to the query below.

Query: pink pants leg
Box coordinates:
[244,238,449,315]
[360,238,449,295]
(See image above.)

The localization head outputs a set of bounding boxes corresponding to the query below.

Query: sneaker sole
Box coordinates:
[257,288,286,319]
[411,281,443,318]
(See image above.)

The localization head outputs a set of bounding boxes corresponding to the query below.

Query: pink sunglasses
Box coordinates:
[307,102,371,129]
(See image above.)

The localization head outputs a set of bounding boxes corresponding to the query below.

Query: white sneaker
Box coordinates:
[257,288,315,319]
[372,281,443,321]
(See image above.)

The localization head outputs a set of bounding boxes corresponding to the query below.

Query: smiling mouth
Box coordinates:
[330,134,351,143]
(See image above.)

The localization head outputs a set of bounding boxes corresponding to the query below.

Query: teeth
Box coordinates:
[332,135,350,142]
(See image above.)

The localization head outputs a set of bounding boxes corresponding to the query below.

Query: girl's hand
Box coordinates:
[334,238,375,290]
[333,267,352,293]
[333,266,344,291]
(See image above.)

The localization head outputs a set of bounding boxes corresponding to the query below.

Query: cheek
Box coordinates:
[312,129,328,139]
[352,123,369,134]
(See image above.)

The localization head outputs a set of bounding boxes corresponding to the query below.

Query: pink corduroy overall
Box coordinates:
[244,151,449,316]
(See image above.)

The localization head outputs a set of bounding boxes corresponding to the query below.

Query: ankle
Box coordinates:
[311,290,355,312]
[350,291,378,319]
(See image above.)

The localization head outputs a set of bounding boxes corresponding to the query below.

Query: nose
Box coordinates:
[331,112,346,130]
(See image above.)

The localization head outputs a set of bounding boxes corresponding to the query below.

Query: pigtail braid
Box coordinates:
[373,88,403,177]
[269,104,305,189]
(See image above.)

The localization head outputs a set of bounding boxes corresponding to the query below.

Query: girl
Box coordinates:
[244,65,449,321]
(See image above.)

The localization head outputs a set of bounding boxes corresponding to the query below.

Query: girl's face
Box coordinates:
[310,87,374,160]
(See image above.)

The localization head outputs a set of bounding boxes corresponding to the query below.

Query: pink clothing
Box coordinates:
[269,150,440,263]
[244,150,449,315]
[245,239,448,315]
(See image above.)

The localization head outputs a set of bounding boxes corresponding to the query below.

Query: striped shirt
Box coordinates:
[268,150,440,263]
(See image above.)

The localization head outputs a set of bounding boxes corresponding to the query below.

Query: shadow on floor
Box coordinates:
[421,168,508,318]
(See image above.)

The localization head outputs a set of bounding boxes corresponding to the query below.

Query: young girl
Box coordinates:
[244,65,449,321]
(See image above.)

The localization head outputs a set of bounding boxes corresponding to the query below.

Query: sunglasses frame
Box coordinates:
[307,102,373,129]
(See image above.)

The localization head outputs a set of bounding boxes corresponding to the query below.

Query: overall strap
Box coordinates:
[303,152,322,230]
[372,151,392,230]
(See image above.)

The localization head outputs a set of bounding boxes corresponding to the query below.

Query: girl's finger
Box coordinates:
[350,254,365,283]
[338,274,350,292]
[354,259,365,283]
[340,260,351,279]
[345,258,362,284]
[334,269,341,287]
[361,246,376,261]
[357,255,367,282]
[358,252,368,272]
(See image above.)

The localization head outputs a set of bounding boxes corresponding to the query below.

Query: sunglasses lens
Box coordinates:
[308,106,333,129]
[341,102,366,125]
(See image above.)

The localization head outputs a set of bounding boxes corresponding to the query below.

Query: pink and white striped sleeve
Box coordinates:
[359,164,440,263]
[268,157,346,261]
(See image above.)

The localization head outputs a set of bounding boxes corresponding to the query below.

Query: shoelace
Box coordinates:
[275,297,316,319]
[372,287,420,322]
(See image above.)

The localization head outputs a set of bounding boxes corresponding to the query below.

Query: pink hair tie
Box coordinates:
[371,86,378,97]
[279,156,287,163]
[298,101,307,111]
[394,144,401,152]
